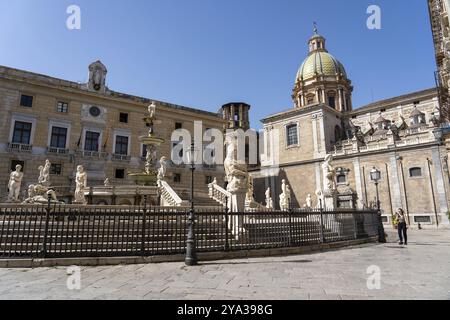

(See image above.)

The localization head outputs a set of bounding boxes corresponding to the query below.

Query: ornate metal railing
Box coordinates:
[0,203,380,259]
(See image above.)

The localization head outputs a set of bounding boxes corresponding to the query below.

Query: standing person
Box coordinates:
[395,208,408,245]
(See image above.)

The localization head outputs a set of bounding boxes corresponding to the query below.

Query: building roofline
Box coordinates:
[349,88,438,115]
[261,103,341,124]
[0,64,221,119]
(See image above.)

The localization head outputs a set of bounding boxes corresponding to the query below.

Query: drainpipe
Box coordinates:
[362,167,368,208]
[427,158,440,228]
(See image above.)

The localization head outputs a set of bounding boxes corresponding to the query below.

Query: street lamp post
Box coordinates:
[370,167,386,243]
[185,142,199,266]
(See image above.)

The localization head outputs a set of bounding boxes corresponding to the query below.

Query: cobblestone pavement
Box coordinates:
[0,230,449,300]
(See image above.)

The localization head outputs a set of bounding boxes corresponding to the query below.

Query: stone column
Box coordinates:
[353,158,364,209]
[311,114,320,158]
[431,147,450,226]
[389,154,403,210]
[339,88,344,112]
[318,113,327,156]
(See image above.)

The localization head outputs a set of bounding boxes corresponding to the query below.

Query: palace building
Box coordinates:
[1,8,450,228]
[0,61,229,205]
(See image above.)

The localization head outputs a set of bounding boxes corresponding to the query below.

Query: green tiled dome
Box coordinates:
[296,51,347,81]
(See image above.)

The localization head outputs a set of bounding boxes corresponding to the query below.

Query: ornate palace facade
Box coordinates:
[0,61,227,205]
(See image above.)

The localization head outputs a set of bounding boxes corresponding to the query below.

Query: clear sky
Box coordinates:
[0,0,436,128]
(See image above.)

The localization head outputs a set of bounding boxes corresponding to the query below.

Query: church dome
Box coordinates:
[296,51,347,81]
[295,28,347,82]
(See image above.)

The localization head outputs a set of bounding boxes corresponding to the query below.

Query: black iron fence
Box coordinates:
[0,202,381,259]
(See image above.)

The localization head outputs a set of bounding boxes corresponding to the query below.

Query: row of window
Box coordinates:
[19,95,189,129]
[334,167,423,185]
[11,120,131,155]
[11,119,201,158]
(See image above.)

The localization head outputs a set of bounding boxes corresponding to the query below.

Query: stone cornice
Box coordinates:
[0,65,223,121]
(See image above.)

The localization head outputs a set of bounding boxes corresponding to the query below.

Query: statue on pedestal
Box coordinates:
[38,159,51,187]
[265,188,273,209]
[279,179,291,211]
[322,154,336,194]
[7,164,24,202]
[224,136,248,194]
[305,194,312,208]
[224,135,248,237]
[157,156,167,181]
[74,165,88,205]
[321,154,338,210]
[23,184,58,204]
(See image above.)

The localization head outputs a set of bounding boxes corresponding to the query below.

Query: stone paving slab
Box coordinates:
[0,230,449,300]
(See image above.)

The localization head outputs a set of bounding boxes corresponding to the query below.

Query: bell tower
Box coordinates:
[221,102,251,131]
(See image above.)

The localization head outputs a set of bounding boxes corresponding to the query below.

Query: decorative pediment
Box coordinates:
[87,60,108,93]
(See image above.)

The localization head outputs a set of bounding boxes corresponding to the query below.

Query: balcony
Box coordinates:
[47,147,70,156]
[75,150,108,159]
[7,143,32,153]
[112,154,131,162]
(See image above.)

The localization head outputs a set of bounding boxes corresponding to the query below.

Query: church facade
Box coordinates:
[251,29,450,229]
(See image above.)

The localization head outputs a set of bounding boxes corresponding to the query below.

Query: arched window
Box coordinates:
[328,95,336,109]
[409,167,422,178]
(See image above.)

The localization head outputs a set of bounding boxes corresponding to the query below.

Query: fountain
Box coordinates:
[128,101,165,186]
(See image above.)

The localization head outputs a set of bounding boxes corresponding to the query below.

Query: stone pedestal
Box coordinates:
[323,190,337,211]
[227,190,246,238]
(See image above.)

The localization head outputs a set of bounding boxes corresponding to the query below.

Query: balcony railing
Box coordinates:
[7,143,32,153]
[47,147,70,156]
[75,150,108,159]
[112,154,131,161]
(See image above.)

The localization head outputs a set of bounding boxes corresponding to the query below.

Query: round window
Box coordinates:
[89,106,101,117]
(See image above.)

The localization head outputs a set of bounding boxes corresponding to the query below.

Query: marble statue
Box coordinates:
[7,164,24,202]
[157,156,167,181]
[74,165,87,205]
[315,189,324,209]
[322,154,336,193]
[147,102,156,136]
[305,194,312,208]
[38,159,51,186]
[286,185,292,206]
[224,136,248,193]
[223,135,248,236]
[245,175,255,203]
[279,179,290,211]
[146,145,157,164]
[265,188,274,209]
[23,184,58,204]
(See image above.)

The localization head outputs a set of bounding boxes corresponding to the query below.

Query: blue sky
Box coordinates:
[0,0,436,128]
